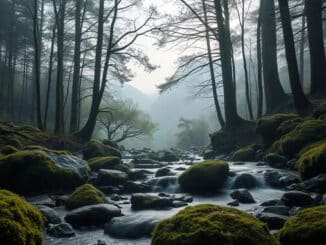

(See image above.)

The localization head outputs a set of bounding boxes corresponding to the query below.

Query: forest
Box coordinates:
[0,0,326,245]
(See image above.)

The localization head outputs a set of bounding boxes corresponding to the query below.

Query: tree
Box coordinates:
[305,0,326,97]
[260,0,287,113]
[278,0,311,114]
[98,99,156,143]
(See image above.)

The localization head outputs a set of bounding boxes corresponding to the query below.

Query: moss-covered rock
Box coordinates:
[0,151,84,194]
[88,156,129,172]
[279,205,326,245]
[179,160,229,194]
[0,189,44,245]
[231,144,259,161]
[272,119,326,157]
[210,130,236,154]
[65,184,107,210]
[297,142,326,180]
[151,204,279,245]
[1,145,18,155]
[276,117,304,138]
[102,139,119,149]
[82,140,121,160]
[256,114,299,147]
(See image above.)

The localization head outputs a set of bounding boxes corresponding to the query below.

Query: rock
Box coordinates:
[279,174,299,187]
[0,190,44,245]
[88,156,129,173]
[171,194,193,203]
[111,194,121,201]
[82,140,121,160]
[128,169,151,180]
[227,200,239,206]
[179,160,229,194]
[288,174,326,193]
[104,214,161,238]
[263,153,287,167]
[231,144,258,161]
[210,130,237,153]
[264,170,282,188]
[256,212,288,230]
[145,176,179,192]
[230,189,256,203]
[174,167,186,171]
[64,204,121,228]
[130,193,173,210]
[259,206,290,216]
[151,204,279,245]
[203,149,216,160]
[46,223,75,238]
[122,181,150,193]
[132,158,160,165]
[0,151,88,194]
[96,169,128,186]
[279,205,326,245]
[95,240,107,245]
[155,167,175,177]
[102,139,119,149]
[172,200,188,207]
[65,184,107,210]
[232,173,259,189]
[260,199,284,206]
[156,150,179,162]
[37,205,61,225]
[281,191,314,207]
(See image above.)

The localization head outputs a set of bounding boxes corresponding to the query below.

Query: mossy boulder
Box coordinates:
[276,117,304,138]
[1,145,18,155]
[151,204,279,245]
[65,184,107,210]
[272,119,326,157]
[0,189,44,245]
[297,142,326,180]
[82,140,121,160]
[179,160,229,194]
[210,130,236,154]
[102,139,119,149]
[279,205,326,245]
[256,114,299,147]
[231,144,259,161]
[0,151,85,194]
[88,156,129,173]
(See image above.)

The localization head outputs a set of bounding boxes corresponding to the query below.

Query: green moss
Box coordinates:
[0,189,44,245]
[65,184,107,210]
[0,151,83,194]
[279,205,326,245]
[1,145,19,155]
[296,142,326,180]
[23,145,71,155]
[82,140,121,160]
[276,117,304,138]
[151,204,279,245]
[210,130,236,154]
[256,114,299,147]
[88,156,129,172]
[272,119,326,157]
[231,144,258,161]
[0,134,24,149]
[102,139,119,149]
[179,160,229,194]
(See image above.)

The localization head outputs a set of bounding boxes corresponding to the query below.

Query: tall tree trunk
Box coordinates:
[261,0,287,113]
[305,0,326,97]
[70,0,82,133]
[278,0,311,114]
[299,3,306,85]
[33,0,44,130]
[202,0,225,129]
[256,2,263,118]
[214,0,243,129]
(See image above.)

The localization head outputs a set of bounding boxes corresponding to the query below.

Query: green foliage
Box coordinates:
[256,114,299,147]
[82,140,121,160]
[65,184,107,210]
[210,130,236,153]
[179,160,229,194]
[231,144,258,161]
[88,156,129,172]
[0,151,83,194]
[297,142,326,180]
[272,119,326,157]
[151,204,279,245]
[279,205,326,245]
[98,99,157,143]
[175,118,210,150]
[0,189,44,245]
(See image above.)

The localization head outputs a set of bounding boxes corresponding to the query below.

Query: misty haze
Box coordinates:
[0,0,326,245]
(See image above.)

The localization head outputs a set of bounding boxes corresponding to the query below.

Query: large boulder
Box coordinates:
[46,223,75,238]
[104,214,161,238]
[96,169,128,186]
[279,205,326,245]
[37,205,61,225]
[231,144,259,161]
[88,156,129,172]
[230,189,256,203]
[272,119,326,157]
[130,193,173,210]
[297,142,326,180]
[0,189,44,245]
[82,140,121,160]
[64,204,121,228]
[179,160,229,194]
[0,151,88,194]
[151,204,279,245]
[281,191,314,207]
[288,174,326,193]
[156,150,179,162]
[65,184,107,210]
[233,173,259,189]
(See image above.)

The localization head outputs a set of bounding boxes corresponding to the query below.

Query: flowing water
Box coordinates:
[36,158,295,245]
